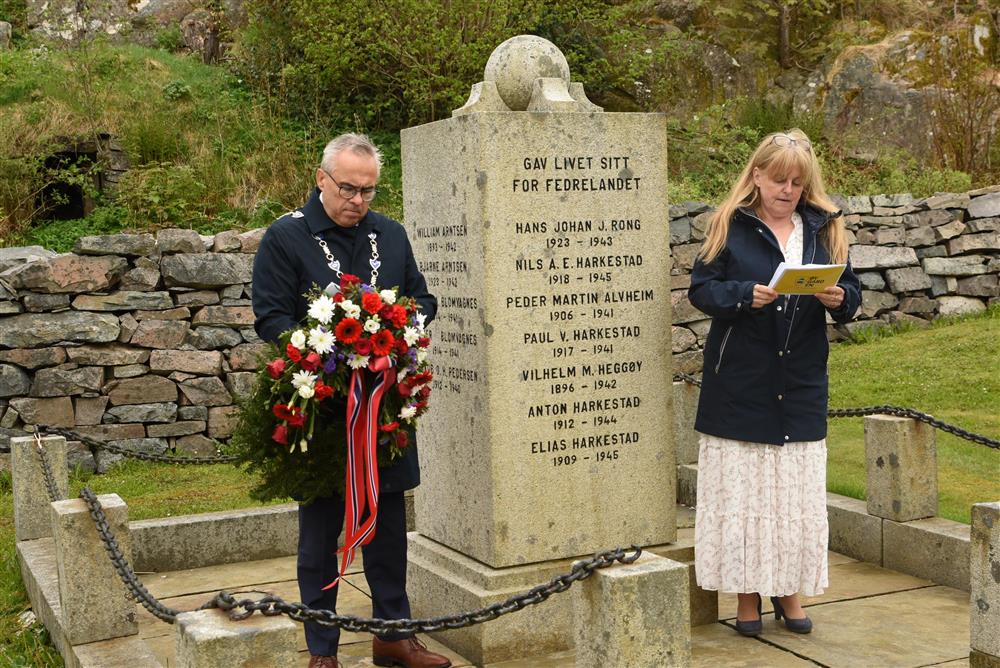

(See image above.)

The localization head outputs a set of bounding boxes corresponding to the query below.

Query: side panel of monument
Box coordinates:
[403,111,675,569]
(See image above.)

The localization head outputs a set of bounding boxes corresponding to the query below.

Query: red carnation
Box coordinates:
[394,338,410,355]
[314,381,334,401]
[362,292,383,314]
[287,410,306,429]
[380,421,399,433]
[397,380,413,397]
[371,330,396,356]
[272,424,288,445]
[273,404,305,428]
[418,386,431,399]
[300,352,322,372]
[286,343,302,363]
[395,430,409,448]
[390,305,409,328]
[332,292,344,303]
[341,273,361,289]
[354,338,373,355]
[417,336,431,348]
[266,358,286,379]
[335,318,362,344]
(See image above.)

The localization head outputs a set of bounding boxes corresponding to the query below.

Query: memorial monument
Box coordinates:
[402,35,675,663]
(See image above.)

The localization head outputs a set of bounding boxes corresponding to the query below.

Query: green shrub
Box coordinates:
[154,24,185,52]
[116,163,207,228]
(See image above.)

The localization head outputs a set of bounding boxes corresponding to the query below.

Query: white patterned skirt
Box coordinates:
[694,433,829,597]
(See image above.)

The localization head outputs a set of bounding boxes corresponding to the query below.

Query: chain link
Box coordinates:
[201,546,642,635]
[35,425,237,464]
[33,432,65,503]
[672,375,997,449]
[828,405,1000,449]
[79,487,181,623]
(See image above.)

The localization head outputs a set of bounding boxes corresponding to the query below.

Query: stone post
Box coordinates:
[673,380,699,465]
[175,609,299,668]
[11,435,68,541]
[404,34,674,663]
[51,493,138,644]
[970,502,1000,668]
[864,415,937,521]
[574,552,691,667]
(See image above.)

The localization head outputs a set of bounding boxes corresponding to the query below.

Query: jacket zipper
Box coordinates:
[714,325,733,374]
[781,239,818,353]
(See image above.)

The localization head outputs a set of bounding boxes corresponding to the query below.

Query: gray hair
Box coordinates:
[320,133,383,177]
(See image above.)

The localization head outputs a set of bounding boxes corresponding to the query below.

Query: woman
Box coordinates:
[688,128,861,636]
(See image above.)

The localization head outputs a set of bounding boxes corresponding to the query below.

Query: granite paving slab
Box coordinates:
[718,556,932,620]
[757,585,970,668]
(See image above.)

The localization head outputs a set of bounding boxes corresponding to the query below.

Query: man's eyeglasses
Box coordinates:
[770,134,811,151]
[322,169,377,202]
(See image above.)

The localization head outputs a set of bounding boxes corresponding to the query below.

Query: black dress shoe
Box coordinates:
[734,593,763,637]
[771,596,813,633]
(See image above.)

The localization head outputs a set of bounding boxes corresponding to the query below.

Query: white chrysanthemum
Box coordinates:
[399,405,417,420]
[403,327,420,346]
[297,384,315,399]
[415,312,427,332]
[347,354,369,370]
[379,289,397,305]
[396,366,410,382]
[308,327,335,354]
[289,330,307,349]
[291,370,316,389]
[417,349,428,363]
[364,318,380,334]
[308,295,336,324]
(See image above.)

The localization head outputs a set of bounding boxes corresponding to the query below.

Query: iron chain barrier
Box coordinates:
[202,545,641,635]
[31,435,641,632]
[672,374,999,450]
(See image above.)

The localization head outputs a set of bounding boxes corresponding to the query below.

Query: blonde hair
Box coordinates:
[698,128,848,264]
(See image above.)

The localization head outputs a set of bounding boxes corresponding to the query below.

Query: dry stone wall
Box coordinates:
[0,186,997,471]
[668,186,999,373]
[0,227,267,472]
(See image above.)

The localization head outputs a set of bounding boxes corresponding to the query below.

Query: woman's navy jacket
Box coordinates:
[688,203,861,446]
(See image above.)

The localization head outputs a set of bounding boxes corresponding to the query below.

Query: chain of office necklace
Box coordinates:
[313,231,380,287]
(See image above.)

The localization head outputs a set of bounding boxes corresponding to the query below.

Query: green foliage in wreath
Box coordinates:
[225,343,413,505]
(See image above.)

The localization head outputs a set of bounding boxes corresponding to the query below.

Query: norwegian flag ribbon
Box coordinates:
[322,355,396,591]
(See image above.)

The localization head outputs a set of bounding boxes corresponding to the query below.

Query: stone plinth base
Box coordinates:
[407,532,578,664]
[407,532,697,664]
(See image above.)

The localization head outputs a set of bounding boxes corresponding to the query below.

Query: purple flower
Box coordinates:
[323,356,338,374]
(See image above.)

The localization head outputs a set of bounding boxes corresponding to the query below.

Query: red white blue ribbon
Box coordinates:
[322,356,396,590]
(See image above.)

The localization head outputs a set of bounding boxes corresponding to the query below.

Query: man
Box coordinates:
[253,133,449,668]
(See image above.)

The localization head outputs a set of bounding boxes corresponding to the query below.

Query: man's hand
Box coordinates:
[752,284,779,308]
[815,285,845,310]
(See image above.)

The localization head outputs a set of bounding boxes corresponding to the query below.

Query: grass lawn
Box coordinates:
[1,307,997,664]
[827,306,1000,523]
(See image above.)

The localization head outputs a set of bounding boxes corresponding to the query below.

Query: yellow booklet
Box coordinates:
[767,262,846,294]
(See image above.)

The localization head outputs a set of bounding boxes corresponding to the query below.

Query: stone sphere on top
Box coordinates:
[483,35,571,111]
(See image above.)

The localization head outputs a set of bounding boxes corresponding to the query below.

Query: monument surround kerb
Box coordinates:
[402,35,676,663]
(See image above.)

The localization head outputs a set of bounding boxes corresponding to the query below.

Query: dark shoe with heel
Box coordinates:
[771,596,813,633]
[734,593,763,637]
